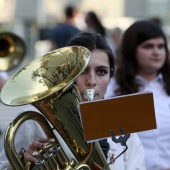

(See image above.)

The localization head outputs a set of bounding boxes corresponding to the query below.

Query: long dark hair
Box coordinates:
[115,20,170,95]
[85,12,106,37]
[66,32,115,77]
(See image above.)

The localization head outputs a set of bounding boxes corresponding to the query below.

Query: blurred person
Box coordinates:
[48,5,80,50]
[149,17,162,27]
[84,11,106,38]
[107,27,122,58]
[105,20,170,170]
[0,72,8,91]
[0,32,146,170]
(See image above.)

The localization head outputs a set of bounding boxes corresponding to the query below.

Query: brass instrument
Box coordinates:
[1,46,110,170]
[0,32,26,71]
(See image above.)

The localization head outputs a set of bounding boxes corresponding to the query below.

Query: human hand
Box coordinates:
[23,138,49,163]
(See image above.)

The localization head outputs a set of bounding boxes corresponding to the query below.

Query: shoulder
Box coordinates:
[21,105,40,113]
[16,106,45,138]
[104,77,117,98]
[64,24,80,33]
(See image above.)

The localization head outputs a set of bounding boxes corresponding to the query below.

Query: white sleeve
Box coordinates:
[124,133,146,170]
[0,116,46,170]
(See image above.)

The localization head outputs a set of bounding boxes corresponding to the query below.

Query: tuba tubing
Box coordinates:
[4,111,61,170]
[1,46,110,170]
[4,110,93,170]
[4,84,106,170]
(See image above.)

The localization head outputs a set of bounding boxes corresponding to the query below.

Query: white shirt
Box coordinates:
[106,75,170,170]
[107,133,146,170]
[0,107,146,170]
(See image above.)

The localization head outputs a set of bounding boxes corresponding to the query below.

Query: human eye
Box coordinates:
[97,68,109,76]
[158,43,165,49]
[142,44,152,49]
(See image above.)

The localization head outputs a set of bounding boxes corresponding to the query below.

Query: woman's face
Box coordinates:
[76,49,110,101]
[136,37,166,79]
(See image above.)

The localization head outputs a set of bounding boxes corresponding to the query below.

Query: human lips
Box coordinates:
[150,57,163,63]
[152,57,161,61]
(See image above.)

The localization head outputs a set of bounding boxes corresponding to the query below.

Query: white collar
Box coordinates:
[135,73,163,84]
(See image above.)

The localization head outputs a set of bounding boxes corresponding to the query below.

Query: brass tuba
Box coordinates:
[1,46,110,170]
[0,31,26,71]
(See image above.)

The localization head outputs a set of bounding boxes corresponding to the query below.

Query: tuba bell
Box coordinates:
[1,46,110,170]
[0,31,26,71]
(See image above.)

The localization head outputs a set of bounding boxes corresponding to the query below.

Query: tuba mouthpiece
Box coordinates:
[84,89,96,101]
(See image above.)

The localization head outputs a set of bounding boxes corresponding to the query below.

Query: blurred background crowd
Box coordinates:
[1,0,170,76]
[1,0,170,150]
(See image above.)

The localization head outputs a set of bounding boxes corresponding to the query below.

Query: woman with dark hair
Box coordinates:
[0,32,145,170]
[85,11,106,37]
[67,32,113,74]
[106,20,170,170]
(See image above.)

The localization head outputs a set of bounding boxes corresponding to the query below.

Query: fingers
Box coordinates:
[30,141,43,150]
[23,138,49,163]
[29,138,49,150]
[24,152,36,162]
[38,138,49,143]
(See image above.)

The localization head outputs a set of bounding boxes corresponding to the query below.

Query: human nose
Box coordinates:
[153,46,160,55]
[85,73,97,87]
